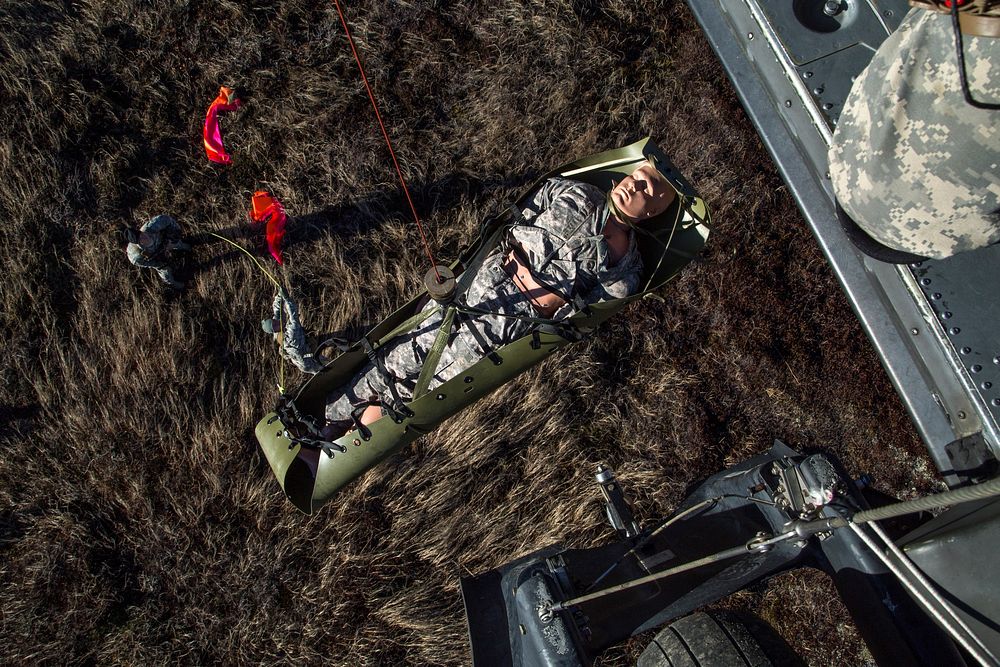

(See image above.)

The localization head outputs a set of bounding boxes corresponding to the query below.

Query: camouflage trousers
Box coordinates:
[270,293,324,374]
[325,253,537,422]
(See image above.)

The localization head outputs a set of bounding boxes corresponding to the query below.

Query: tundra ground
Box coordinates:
[0,1,936,664]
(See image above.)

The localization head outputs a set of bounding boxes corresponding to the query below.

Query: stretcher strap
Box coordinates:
[373,307,438,349]
[360,338,415,418]
[572,293,592,318]
[315,336,351,361]
[454,224,509,301]
[630,198,686,294]
[348,399,412,441]
[505,209,594,279]
[456,310,502,366]
[271,398,347,457]
[503,241,587,317]
[413,306,457,400]
[531,330,542,350]
[285,305,437,404]
[451,301,577,331]
[349,403,374,441]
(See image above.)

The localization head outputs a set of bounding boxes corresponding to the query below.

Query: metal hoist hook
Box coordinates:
[424,265,457,303]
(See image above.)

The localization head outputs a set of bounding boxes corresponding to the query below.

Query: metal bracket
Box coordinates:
[595,465,640,539]
[945,433,999,484]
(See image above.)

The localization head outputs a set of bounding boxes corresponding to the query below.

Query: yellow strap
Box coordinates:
[206,232,287,392]
[207,232,284,291]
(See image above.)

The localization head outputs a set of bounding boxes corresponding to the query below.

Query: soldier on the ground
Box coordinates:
[262,289,325,374]
[126,214,190,289]
[828,3,1000,261]
[323,161,675,429]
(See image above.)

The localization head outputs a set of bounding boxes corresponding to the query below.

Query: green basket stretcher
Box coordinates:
[255,137,711,514]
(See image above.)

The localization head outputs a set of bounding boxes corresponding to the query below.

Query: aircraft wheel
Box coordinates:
[637,611,802,667]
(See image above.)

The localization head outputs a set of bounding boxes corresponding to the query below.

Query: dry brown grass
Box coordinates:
[1,1,938,664]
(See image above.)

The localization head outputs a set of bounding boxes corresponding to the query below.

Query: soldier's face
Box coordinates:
[611,164,674,221]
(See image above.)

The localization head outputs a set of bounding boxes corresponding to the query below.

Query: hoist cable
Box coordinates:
[331,0,442,282]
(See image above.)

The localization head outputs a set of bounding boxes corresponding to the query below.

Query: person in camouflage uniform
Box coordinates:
[324,162,675,427]
[125,214,190,289]
[828,5,1000,260]
[262,289,325,374]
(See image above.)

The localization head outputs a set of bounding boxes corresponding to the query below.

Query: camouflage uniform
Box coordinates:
[325,178,643,422]
[126,214,189,288]
[828,9,1000,259]
[267,291,325,374]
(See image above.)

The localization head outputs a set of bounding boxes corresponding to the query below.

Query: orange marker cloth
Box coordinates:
[250,191,288,265]
[203,86,241,164]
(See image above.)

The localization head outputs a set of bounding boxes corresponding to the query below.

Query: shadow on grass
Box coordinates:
[176,170,541,283]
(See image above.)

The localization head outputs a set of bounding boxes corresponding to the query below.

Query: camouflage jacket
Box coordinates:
[510,177,642,320]
[829,9,1000,258]
[126,214,182,268]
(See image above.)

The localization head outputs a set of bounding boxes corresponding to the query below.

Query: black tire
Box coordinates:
[636,611,803,667]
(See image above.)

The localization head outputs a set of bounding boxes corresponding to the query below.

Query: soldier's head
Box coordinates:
[124,227,158,253]
[609,160,676,223]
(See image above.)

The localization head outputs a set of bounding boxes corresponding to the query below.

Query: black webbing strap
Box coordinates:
[275,393,328,438]
[531,330,542,350]
[508,203,528,226]
[627,199,688,293]
[298,437,348,459]
[476,203,520,240]
[455,310,503,366]
[451,301,577,332]
[360,337,414,418]
[455,224,509,301]
[453,302,585,348]
[349,403,375,441]
[347,396,415,443]
[527,321,585,350]
[314,336,351,371]
[537,321,585,343]
[504,242,589,319]
[271,395,349,458]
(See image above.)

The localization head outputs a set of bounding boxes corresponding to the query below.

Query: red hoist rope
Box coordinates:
[331,0,442,282]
